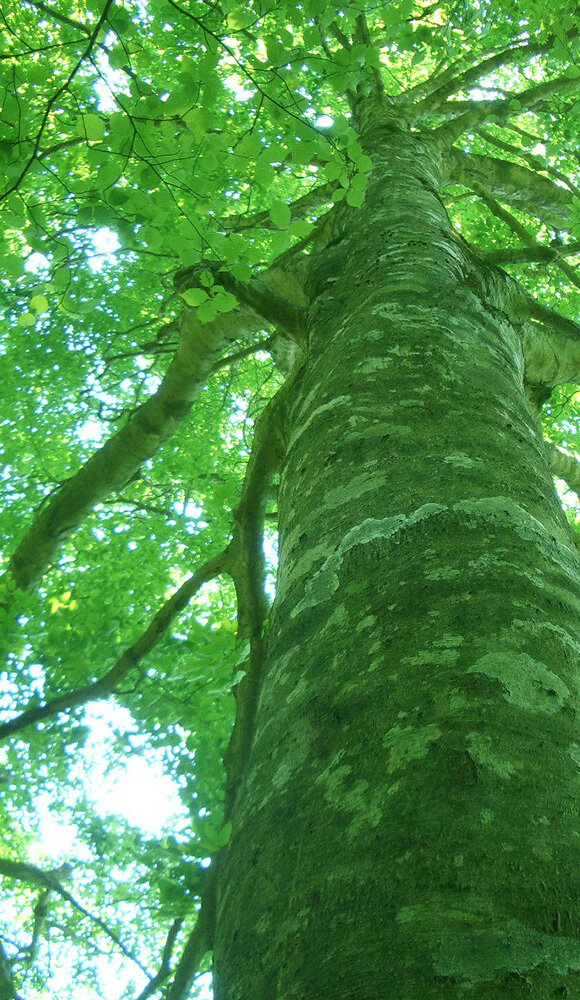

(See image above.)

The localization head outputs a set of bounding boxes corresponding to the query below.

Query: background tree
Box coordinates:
[3,0,580,997]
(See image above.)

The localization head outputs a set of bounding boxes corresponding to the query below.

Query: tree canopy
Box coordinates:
[2,1,580,997]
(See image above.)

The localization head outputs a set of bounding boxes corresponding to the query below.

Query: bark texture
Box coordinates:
[213,126,580,999]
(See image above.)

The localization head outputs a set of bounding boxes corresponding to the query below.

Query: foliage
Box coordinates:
[2,0,580,997]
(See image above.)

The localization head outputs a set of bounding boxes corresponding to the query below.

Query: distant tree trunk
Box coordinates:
[213,126,580,998]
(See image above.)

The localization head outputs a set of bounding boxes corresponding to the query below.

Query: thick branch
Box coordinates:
[547,443,580,497]
[481,241,580,265]
[0,552,227,740]
[222,383,289,815]
[436,72,580,145]
[134,918,183,1000]
[0,939,21,1000]
[510,291,580,343]
[165,871,216,1000]
[469,181,580,291]
[409,38,546,115]
[443,147,573,230]
[174,265,307,342]
[26,889,51,967]
[520,323,580,388]
[477,126,580,200]
[5,305,261,595]
[165,380,298,997]
[353,13,384,100]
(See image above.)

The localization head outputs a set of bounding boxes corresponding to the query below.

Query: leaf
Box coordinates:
[197,299,218,323]
[108,46,128,70]
[214,290,238,313]
[269,200,291,229]
[350,172,368,192]
[324,161,345,182]
[226,9,254,30]
[29,294,48,314]
[98,162,123,188]
[289,218,313,238]
[77,114,106,141]
[180,288,209,307]
[193,816,231,852]
[216,821,232,848]
[199,269,215,288]
[346,188,365,208]
[18,312,36,328]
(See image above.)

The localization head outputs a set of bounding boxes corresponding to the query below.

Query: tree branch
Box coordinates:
[408,38,544,114]
[133,918,183,1000]
[174,264,306,342]
[3,301,265,596]
[0,938,22,1000]
[220,179,335,234]
[165,870,216,1000]
[0,552,227,740]
[436,72,580,145]
[546,443,580,505]
[353,13,384,99]
[468,181,580,291]
[481,241,580,265]
[0,857,151,978]
[520,323,580,388]
[222,380,289,815]
[327,20,352,51]
[477,125,580,201]
[511,292,580,343]
[443,147,573,231]
[25,889,51,967]
[25,0,92,36]
[0,0,115,201]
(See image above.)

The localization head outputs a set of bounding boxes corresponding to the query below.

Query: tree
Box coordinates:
[3,0,580,996]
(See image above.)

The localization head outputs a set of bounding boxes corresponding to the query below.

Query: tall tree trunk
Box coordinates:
[213,127,580,998]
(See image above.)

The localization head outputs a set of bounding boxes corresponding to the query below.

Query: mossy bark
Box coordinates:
[213,128,580,999]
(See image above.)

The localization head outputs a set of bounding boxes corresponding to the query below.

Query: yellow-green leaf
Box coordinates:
[29,294,49,314]
[77,114,105,141]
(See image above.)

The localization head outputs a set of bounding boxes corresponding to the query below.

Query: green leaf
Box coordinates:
[29,294,49,314]
[193,815,230,852]
[180,288,209,307]
[350,172,368,192]
[197,299,219,323]
[226,8,255,30]
[214,290,238,313]
[77,114,106,141]
[269,200,291,229]
[98,162,123,188]
[346,188,365,208]
[108,46,128,70]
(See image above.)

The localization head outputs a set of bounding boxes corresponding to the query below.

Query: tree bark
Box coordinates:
[213,126,580,998]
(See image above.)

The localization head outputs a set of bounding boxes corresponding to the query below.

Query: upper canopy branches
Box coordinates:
[3,2,580,597]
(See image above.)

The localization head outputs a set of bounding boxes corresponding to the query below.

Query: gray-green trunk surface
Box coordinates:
[214,130,580,999]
